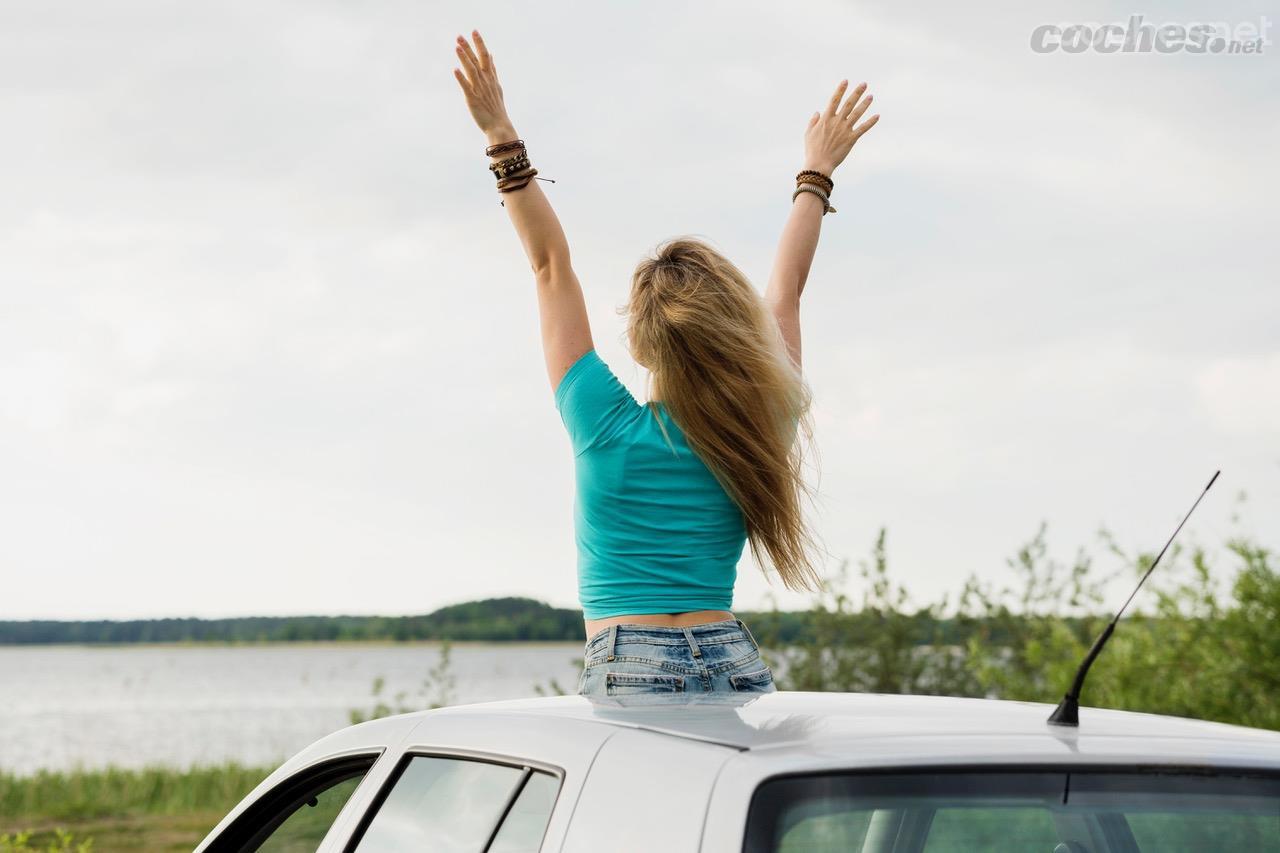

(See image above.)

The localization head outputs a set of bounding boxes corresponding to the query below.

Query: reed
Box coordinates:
[0,762,275,851]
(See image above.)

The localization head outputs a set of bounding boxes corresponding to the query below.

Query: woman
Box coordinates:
[452,30,879,696]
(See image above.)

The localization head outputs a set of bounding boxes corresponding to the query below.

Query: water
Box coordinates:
[0,642,585,777]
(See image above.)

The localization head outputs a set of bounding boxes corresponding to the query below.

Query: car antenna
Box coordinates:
[1047,469,1220,727]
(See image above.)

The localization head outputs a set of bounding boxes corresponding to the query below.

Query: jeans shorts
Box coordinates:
[577,618,777,696]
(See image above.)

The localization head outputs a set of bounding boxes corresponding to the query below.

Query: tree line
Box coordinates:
[0,597,586,645]
[0,593,1094,647]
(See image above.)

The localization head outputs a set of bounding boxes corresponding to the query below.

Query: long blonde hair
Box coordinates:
[623,235,824,594]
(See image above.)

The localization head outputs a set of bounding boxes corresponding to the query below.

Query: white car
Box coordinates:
[196,691,1280,852]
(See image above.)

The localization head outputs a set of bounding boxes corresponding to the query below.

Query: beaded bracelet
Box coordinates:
[489,154,531,179]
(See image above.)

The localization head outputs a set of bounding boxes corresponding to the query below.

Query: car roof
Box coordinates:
[287,691,1280,777]
[199,692,1280,852]
[430,691,1272,744]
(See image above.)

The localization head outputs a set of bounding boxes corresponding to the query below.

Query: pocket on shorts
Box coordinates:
[728,666,775,693]
[721,638,762,666]
[605,671,685,696]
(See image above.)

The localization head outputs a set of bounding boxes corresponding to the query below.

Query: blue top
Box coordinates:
[554,349,748,619]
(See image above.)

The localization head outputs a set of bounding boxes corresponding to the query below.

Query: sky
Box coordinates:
[1,1,1276,621]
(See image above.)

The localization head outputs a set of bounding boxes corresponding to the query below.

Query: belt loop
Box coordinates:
[682,626,701,657]
[605,624,618,662]
[736,618,760,651]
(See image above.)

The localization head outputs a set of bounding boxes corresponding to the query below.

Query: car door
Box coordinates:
[342,750,562,852]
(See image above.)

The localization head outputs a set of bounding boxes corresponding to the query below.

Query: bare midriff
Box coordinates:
[583,609,735,641]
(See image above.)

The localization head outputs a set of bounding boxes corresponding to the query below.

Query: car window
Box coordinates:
[256,775,364,852]
[488,771,560,853]
[921,807,1059,850]
[1126,811,1280,852]
[206,755,377,853]
[743,770,1280,853]
[352,755,556,852]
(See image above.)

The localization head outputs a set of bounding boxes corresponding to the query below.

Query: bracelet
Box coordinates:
[484,138,557,205]
[489,153,531,179]
[485,138,526,157]
[499,175,537,192]
[794,168,835,213]
[792,182,836,214]
[796,169,834,193]
[496,167,537,189]
[490,151,528,169]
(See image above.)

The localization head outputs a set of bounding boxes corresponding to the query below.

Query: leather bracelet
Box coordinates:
[496,167,537,188]
[483,139,556,205]
[797,180,833,197]
[796,169,834,192]
[490,154,531,179]
[492,163,532,180]
[490,151,527,167]
[499,179,536,193]
[485,138,526,157]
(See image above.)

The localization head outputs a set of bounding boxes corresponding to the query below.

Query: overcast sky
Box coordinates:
[1,1,1276,621]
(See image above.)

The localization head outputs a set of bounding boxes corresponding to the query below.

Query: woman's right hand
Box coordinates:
[453,29,514,138]
[802,80,879,175]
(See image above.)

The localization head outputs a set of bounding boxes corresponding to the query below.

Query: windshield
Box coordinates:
[743,769,1280,853]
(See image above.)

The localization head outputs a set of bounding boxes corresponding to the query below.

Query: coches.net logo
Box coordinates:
[1031,14,1271,54]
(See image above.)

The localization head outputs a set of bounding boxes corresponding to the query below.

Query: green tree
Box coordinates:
[757,528,974,696]
[764,516,1278,731]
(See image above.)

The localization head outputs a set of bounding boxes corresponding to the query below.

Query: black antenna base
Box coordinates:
[1047,694,1080,727]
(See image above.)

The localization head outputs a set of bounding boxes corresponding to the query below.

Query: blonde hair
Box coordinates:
[622,235,824,594]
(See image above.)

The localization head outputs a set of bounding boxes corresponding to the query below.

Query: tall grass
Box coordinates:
[0,762,272,822]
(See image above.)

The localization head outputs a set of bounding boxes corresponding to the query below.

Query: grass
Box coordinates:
[0,763,275,852]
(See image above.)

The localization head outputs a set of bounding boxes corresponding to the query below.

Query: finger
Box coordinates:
[456,35,483,77]
[851,113,880,141]
[453,66,471,94]
[839,83,868,119]
[455,42,480,86]
[825,79,848,116]
[471,29,493,71]
[808,111,819,127]
[847,93,873,126]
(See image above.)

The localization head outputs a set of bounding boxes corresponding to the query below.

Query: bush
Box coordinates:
[757,511,1277,730]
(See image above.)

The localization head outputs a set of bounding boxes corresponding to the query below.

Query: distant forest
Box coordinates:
[0,596,1015,646]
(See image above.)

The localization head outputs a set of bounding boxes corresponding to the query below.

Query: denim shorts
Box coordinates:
[577,618,777,696]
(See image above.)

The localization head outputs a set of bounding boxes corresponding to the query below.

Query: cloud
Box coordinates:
[1195,353,1280,435]
[0,0,1275,619]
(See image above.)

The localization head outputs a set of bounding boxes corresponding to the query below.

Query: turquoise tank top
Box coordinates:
[554,349,748,619]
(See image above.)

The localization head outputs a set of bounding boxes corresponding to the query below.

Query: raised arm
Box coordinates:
[765,80,879,368]
[452,30,592,393]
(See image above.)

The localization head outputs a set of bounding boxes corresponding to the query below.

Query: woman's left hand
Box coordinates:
[453,30,513,135]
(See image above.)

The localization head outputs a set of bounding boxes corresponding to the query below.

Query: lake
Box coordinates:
[0,642,589,776]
